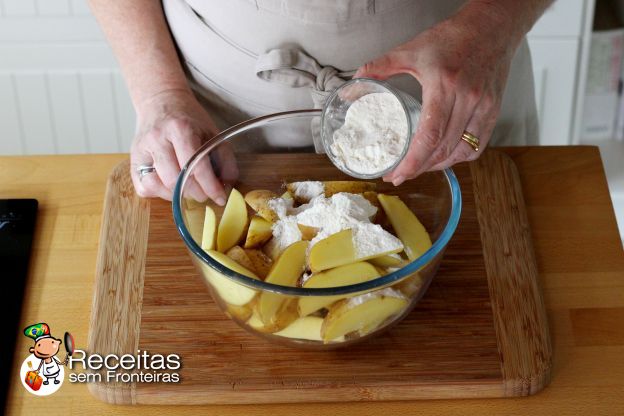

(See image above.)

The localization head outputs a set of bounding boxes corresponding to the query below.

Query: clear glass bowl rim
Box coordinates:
[320,77,419,179]
[172,109,462,297]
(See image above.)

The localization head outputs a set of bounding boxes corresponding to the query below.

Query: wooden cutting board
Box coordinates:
[88,149,551,405]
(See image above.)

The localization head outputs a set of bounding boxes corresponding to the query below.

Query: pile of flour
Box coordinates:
[267,187,403,261]
[330,92,409,175]
[347,287,406,306]
[289,181,324,201]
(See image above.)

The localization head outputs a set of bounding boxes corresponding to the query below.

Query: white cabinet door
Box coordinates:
[528,39,580,145]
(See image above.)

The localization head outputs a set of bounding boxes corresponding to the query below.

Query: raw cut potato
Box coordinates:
[368,254,405,268]
[227,302,254,321]
[298,223,319,241]
[203,250,258,306]
[396,272,424,297]
[308,229,402,273]
[217,189,248,253]
[201,206,217,250]
[249,299,299,333]
[308,229,355,272]
[258,240,309,326]
[262,237,282,261]
[243,216,273,249]
[247,310,277,333]
[323,181,376,197]
[225,246,257,274]
[298,262,380,316]
[321,294,408,342]
[244,248,273,279]
[244,189,280,223]
[378,194,432,261]
[275,316,324,341]
[184,204,205,245]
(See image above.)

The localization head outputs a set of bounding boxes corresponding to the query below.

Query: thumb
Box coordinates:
[354,50,409,80]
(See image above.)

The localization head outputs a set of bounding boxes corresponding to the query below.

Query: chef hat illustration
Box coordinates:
[24,323,52,342]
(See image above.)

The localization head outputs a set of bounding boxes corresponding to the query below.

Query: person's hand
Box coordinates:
[355,6,520,186]
[130,89,229,204]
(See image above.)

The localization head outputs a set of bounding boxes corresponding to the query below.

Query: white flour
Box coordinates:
[347,287,406,308]
[267,197,293,219]
[268,188,403,260]
[270,216,302,254]
[289,181,324,201]
[330,92,410,175]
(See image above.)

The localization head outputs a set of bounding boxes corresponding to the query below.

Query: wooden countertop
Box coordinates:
[4,146,624,415]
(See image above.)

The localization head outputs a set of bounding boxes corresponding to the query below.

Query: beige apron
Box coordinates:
[162,0,539,147]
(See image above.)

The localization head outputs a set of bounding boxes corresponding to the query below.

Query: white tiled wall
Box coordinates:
[0,0,135,155]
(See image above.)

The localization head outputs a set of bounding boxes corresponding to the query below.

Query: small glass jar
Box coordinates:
[321,78,422,179]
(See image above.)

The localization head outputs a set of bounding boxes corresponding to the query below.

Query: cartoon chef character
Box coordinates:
[24,323,67,385]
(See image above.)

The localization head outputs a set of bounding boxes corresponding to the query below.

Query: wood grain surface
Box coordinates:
[5,147,623,416]
[87,160,150,404]
[86,150,549,404]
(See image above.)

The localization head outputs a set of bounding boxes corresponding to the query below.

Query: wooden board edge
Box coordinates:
[87,159,150,405]
[471,150,553,396]
[135,381,505,405]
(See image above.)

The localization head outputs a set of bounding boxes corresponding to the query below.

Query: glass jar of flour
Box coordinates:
[321,78,422,179]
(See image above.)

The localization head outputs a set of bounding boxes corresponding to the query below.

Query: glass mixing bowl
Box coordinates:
[173,109,461,349]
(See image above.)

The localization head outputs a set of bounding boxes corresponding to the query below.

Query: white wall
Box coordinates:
[0,0,135,155]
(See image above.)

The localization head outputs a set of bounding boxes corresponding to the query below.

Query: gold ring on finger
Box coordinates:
[461,131,480,152]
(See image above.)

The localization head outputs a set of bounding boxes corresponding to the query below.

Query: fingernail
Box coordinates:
[392,175,406,186]
[215,196,226,206]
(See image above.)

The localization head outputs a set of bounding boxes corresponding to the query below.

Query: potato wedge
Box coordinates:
[368,254,405,268]
[258,240,309,326]
[184,203,205,245]
[244,248,273,279]
[378,194,432,261]
[281,190,294,200]
[201,206,217,250]
[217,188,248,253]
[247,310,275,333]
[225,245,257,274]
[396,273,424,297]
[243,215,273,249]
[308,229,402,273]
[321,292,408,342]
[203,250,258,306]
[226,302,254,322]
[262,237,282,261]
[323,181,376,197]
[298,223,319,241]
[244,189,279,222]
[298,262,380,316]
[247,298,298,333]
[308,229,355,272]
[275,316,324,341]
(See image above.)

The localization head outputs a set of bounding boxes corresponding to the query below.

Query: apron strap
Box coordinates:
[255,48,347,108]
[255,47,348,151]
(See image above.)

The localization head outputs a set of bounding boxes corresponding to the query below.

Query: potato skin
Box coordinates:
[244,189,280,223]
